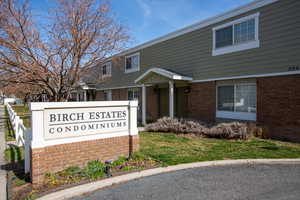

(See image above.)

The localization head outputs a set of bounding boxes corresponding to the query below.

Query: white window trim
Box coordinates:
[216,111,256,121]
[127,88,139,100]
[102,61,112,77]
[216,82,256,121]
[125,52,140,73]
[212,12,260,56]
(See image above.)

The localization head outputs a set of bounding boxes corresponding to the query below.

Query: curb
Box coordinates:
[37,159,300,200]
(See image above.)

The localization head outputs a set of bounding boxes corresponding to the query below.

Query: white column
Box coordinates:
[142,85,147,125]
[30,108,45,148]
[129,101,139,135]
[84,90,87,101]
[169,80,174,118]
[76,92,79,101]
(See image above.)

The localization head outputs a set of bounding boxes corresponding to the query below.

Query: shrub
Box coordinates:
[44,173,59,185]
[203,122,251,140]
[57,166,83,179]
[111,156,127,167]
[145,117,261,140]
[85,160,105,179]
[131,152,148,160]
[145,117,206,134]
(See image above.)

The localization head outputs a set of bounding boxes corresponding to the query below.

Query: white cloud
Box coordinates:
[136,0,152,17]
[135,0,215,30]
[133,0,252,45]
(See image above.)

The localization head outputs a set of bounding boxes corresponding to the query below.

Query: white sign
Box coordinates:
[30,101,138,148]
[44,106,128,140]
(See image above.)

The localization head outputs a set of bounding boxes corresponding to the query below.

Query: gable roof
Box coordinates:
[135,68,193,84]
[118,0,279,56]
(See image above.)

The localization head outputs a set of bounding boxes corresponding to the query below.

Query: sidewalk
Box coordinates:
[0,105,7,200]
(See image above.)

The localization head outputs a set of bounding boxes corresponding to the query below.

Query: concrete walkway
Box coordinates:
[0,105,7,200]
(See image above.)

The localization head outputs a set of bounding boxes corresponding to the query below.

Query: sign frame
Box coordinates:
[30,101,138,149]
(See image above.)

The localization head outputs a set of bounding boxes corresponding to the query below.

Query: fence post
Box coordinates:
[15,116,20,145]
[5,104,32,174]
[24,129,31,173]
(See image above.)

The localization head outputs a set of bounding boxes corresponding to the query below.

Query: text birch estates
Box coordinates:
[44,106,129,140]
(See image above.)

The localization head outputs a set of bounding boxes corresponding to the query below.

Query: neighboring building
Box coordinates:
[79,0,300,142]
[3,97,17,104]
[0,91,4,104]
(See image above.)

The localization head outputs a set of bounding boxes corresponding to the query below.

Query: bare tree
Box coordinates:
[0,0,129,101]
[1,80,42,103]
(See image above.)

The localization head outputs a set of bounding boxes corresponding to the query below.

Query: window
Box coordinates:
[102,61,112,77]
[213,13,259,56]
[234,19,255,44]
[217,82,256,120]
[215,26,233,48]
[128,88,139,101]
[103,90,112,101]
[217,85,234,111]
[125,53,140,73]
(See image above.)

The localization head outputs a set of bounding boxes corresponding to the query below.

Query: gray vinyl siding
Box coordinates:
[96,0,300,90]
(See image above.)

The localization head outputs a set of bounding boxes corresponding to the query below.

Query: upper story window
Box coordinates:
[102,61,112,77]
[213,13,259,56]
[234,19,255,44]
[125,52,140,73]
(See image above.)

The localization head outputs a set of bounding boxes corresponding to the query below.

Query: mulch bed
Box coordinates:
[9,157,160,200]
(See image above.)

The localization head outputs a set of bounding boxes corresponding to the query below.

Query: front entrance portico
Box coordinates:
[135,68,192,125]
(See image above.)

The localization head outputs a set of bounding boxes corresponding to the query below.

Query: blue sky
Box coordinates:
[30,0,252,47]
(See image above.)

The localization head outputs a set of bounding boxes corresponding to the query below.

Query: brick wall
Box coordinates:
[95,89,128,101]
[187,82,216,121]
[31,135,139,185]
[109,87,159,122]
[112,89,127,100]
[257,75,300,142]
[95,91,104,101]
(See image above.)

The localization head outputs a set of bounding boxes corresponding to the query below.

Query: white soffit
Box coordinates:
[135,68,193,84]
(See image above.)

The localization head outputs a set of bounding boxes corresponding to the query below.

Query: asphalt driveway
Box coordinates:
[71,164,300,200]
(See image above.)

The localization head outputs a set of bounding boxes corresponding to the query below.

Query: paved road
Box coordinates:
[0,106,7,200]
[71,164,300,200]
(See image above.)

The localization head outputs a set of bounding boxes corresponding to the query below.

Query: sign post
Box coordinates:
[29,101,139,185]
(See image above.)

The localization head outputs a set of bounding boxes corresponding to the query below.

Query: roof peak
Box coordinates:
[118,0,279,56]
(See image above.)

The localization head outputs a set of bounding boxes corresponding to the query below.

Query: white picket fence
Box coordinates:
[5,103,31,173]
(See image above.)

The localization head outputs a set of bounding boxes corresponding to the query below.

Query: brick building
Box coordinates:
[77,0,300,142]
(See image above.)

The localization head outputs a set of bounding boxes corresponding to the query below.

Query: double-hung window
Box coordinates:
[103,90,112,101]
[213,13,259,56]
[125,53,140,73]
[102,61,112,77]
[216,82,256,121]
[127,88,139,101]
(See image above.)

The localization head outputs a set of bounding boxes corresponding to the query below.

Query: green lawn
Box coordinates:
[11,104,31,128]
[11,104,30,115]
[5,131,300,167]
[4,108,15,141]
[139,132,300,165]
[5,145,24,163]
[5,131,300,199]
